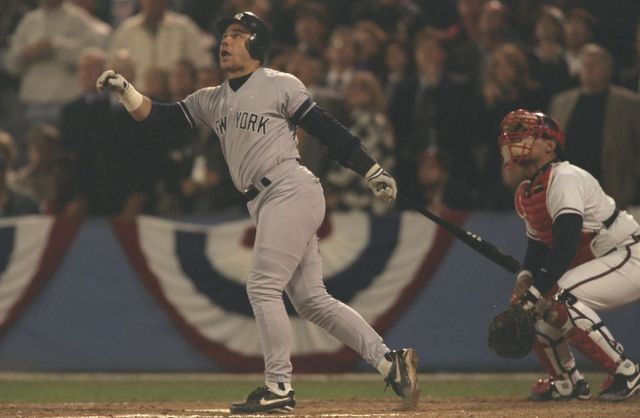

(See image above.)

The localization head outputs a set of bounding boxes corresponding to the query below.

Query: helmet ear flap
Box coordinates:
[246,33,265,62]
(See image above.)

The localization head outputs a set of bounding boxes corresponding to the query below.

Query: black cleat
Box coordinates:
[384,348,420,409]
[229,385,295,414]
[528,376,591,401]
[598,363,640,402]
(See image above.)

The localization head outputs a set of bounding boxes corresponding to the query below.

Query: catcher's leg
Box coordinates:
[528,320,590,401]
[551,294,640,401]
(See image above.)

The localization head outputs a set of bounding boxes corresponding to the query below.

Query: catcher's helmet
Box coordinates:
[216,11,270,63]
[498,109,564,163]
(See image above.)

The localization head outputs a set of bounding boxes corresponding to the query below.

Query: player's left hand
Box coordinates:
[366,163,397,202]
[519,285,542,312]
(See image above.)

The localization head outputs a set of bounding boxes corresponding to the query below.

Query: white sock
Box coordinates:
[266,381,292,395]
[616,359,637,376]
[376,357,392,377]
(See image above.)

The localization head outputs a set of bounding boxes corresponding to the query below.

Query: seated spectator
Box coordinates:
[383,38,412,103]
[531,5,571,106]
[10,124,63,213]
[293,0,331,58]
[475,0,522,85]
[323,26,359,97]
[352,20,387,81]
[59,47,161,218]
[324,71,396,216]
[549,43,640,207]
[476,42,544,210]
[446,0,486,88]
[618,21,640,93]
[5,0,110,128]
[108,0,213,91]
[388,27,478,209]
[0,131,39,217]
[563,8,597,86]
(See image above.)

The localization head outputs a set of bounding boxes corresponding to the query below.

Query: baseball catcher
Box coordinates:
[491,108,640,402]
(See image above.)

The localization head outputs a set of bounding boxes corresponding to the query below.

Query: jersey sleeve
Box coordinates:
[277,73,314,122]
[181,87,219,128]
[547,168,585,221]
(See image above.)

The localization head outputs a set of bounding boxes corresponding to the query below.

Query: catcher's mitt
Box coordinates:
[488,304,536,358]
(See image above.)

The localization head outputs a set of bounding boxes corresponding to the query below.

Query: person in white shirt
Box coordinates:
[108,0,213,92]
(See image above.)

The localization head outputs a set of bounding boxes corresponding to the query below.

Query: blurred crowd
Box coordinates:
[1,0,640,220]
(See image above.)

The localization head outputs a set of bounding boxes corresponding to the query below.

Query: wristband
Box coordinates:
[365,163,382,179]
[119,83,144,111]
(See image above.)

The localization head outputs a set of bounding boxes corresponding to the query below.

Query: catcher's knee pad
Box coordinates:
[564,300,623,374]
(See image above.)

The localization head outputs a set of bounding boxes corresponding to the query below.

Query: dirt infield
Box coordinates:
[2,397,639,418]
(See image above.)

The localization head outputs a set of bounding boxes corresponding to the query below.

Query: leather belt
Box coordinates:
[602,207,620,228]
[243,177,272,201]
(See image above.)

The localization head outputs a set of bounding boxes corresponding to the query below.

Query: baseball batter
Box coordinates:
[500,109,640,402]
[97,11,419,414]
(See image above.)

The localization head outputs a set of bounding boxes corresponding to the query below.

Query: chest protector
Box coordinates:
[515,166,593,266]
[515,167,553,244]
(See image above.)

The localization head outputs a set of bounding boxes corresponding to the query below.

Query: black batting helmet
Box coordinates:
[216,11,270,63]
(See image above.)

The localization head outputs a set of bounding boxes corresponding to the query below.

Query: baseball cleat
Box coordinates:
[528,376,591,401]
[384,348,420,409]
[229,385,295,413]
[597,363,640,401]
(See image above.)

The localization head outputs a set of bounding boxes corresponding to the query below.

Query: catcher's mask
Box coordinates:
[216,11,271,63]
[498,109,564,166]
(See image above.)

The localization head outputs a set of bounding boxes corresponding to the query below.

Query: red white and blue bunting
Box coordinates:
[112,210,465,372]
[0,216,82,335]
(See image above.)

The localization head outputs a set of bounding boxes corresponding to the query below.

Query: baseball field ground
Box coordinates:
[1,372,638,417]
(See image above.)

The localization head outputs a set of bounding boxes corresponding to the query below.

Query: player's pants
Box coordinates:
[534,237,640,377]
[246,165,389,383]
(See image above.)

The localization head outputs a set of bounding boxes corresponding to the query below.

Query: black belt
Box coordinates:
[603,207,620,228]
[243,177,272,201]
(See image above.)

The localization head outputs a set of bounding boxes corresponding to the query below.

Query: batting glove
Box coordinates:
[96,70,128,93]
[519,285,541,312]
[366,163,397,202]
[509,270,533,305]
[96,70,143,111]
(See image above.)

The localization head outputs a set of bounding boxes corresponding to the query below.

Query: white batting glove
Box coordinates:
[96,70,143,111]
[366,163,397,202]
[520,285,541,312]
[96,70,128,93]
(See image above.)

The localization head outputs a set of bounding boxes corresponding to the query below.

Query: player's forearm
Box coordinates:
[298,105,376,175]
[118,82,151,120]
[534,213,583,294]
[129,97,152,121]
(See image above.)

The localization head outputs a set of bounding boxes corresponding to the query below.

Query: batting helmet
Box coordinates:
[216,11,270,63]
[498,109,565,163]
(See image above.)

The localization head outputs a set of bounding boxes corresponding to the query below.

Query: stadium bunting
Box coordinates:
[112,209,466,372]
[0,216,82,336]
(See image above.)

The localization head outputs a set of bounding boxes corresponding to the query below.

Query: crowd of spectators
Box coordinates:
[1,0,640,219]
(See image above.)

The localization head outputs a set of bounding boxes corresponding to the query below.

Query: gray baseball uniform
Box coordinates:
[181,67,390,383]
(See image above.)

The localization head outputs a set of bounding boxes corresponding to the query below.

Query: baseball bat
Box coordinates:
[398,193,522,274]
